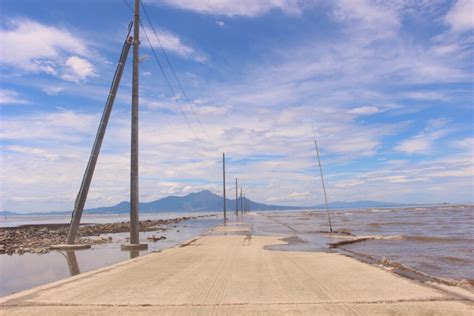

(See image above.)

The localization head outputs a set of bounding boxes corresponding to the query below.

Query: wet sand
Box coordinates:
[1,218,472,315]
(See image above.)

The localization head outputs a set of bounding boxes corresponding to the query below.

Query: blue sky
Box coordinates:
[0,0,473,212]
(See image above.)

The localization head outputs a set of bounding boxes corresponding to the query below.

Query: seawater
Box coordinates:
[245,205,473,285]
[1,205,472,297]
[0,212,214,228]
[0,212,222,297]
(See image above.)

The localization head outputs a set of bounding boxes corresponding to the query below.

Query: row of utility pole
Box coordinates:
[62,1,250,249]
[222,153,250,222]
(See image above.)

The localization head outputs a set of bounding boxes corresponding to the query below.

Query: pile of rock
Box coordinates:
[0,214,214,255]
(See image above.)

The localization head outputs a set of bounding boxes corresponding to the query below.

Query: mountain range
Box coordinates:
[1,190,403,215]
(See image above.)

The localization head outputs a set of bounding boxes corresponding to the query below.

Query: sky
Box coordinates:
[0,0,473,212]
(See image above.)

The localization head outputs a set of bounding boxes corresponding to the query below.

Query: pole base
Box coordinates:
[50,244,91,250]
[121,243,148,250]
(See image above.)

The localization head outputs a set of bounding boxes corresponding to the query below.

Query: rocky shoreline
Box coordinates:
[0,215,215,255]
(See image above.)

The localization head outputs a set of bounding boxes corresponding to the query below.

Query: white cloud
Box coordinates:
[0,110,98,142]
[154,0,303,17]
[4,145,58,160]
[0,18,95,81]
[444,0,474,32]
[348,105,380,115]
[453,137,474,152]
[334,0,401,40]
[42,86,64,96]
[395,120,452,154]
[0,89,28,105]
[404,91,447,101]
[143,26,206,62]
[60,56,96,82]
[216,21,225,27]
[197,105,231,115]
[395,136,432,153]
[1,1,473,211]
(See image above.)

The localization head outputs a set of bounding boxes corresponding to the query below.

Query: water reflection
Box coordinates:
[56,250,81,276]
[65,251,80,276]
[129,249,140,259]
[0,216,222,297]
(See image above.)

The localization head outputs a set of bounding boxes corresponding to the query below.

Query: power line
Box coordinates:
[140,1,213,143]
[139,19,198,136]
[122,0,133,12]
[122,0,213,144]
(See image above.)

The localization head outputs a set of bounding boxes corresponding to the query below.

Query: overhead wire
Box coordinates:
[140,1,213,143]
[122,0,225,187]
[139,20,197,135]
[122,0,199,139]
[122,0,214,145]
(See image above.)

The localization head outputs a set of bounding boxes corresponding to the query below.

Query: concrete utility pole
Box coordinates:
[222,153,226,222]
[235,178,238,216]
[63,31,133,246]
[129,0,141,246]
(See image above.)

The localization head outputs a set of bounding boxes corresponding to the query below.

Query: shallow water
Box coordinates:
[242,205,474,284]
[0,213,222,296]
[0,212,212,228]
[1,205,472,297]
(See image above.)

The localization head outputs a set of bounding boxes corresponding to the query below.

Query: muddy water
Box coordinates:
[240,205,473,286]
[1,205,472,297]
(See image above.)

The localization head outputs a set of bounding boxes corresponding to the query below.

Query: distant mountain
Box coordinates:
[0,211,20,216]
[0,191,405,216]
[84,190,302,214]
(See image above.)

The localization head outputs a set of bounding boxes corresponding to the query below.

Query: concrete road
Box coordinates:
[1,223,472,315]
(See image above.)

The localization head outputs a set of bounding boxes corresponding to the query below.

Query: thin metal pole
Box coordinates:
[313,137,333,232]
[223,153,226,222]
[130,0,140,244]
[66,33,133,244]
[243,193,246,213]
[235,178,238,216]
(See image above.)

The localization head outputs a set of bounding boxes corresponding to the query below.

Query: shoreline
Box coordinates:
[1,209,472,301]
[1,220,472,314]
[0,214,216,255]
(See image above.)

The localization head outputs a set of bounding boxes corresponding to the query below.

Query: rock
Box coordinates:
[147,235,166,242]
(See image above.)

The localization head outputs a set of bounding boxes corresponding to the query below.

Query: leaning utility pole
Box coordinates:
[62,27,133,247]
[222,153,226,222]
[312,131,333,233]
[235,178,238,216]
[129,0,141,246]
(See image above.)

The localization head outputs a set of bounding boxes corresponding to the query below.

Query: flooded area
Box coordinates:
[239,205,474,287]
[1,205,472,297]
[0,213,221,296]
